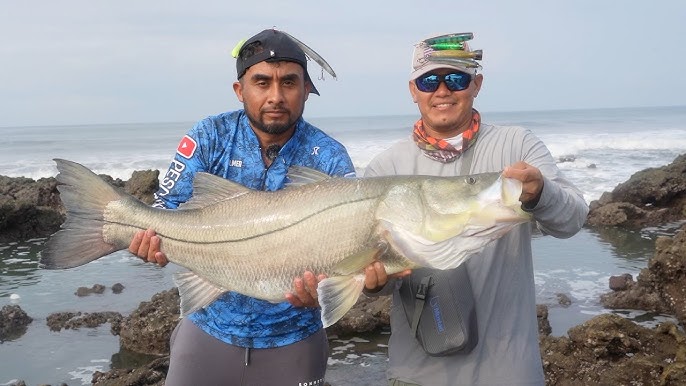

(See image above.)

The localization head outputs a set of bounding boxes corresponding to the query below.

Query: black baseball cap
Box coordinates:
[235,29,320,95]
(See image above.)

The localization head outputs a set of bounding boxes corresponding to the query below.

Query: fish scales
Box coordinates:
[40,159,531,327]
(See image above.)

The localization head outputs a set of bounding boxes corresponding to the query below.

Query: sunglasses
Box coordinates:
[415,72,472,92]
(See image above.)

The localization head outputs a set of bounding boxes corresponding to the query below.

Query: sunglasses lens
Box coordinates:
[445,73,471,91]
[415,72,472,92]
[415,74,440,92]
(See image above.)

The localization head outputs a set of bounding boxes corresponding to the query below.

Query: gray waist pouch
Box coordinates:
[399,266,478,356]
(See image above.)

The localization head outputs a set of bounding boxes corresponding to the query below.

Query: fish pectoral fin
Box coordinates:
[180,173,251,209]
[317,274,365,328]
[173,271,226,317]
[331,248,381,275]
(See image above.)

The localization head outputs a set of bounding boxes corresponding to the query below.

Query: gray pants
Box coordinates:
[165,318,329,386]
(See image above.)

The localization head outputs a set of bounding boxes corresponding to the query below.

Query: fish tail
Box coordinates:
[39,159,127,269]
[317,274,366,328]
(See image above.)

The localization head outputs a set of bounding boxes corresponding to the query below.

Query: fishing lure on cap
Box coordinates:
[279,29,337,80]
[428,42,465,51]
[430,49,483,61]
[424,32,474,47]
[427,56,481,69]
[231,39,246,58]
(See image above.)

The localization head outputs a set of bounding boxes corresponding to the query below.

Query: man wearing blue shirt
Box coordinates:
[129,28,354,386]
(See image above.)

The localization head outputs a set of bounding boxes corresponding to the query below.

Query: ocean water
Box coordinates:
[1,106,686,385]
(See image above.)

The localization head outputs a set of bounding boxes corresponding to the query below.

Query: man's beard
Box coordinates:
[246,109,298,135]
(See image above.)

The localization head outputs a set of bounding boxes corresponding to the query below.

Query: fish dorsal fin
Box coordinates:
[286,166,332,187]
[180,172,251,209]
[173,271,227,317]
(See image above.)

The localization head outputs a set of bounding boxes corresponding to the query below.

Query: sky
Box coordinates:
[1,0,685,127]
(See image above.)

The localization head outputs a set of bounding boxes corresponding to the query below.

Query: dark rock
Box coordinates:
[587,202,672,228]
[557,155,576,163]
[116,288,180,355]
[326,295,391,336]
[0,175,63,243]
[46,311,123,331]
[0,170,160,243]
[556,293,572,307]
[112,283,125,294]
[541,313,686,385]
[92,356,169,386]
[537,304,552,336]
[75,284,107,297]
[587,154,686,228]
[0,304,33,342]
[601,225,686,326]
[587,163,597,169]
[125,170,160,205]
[608,273,634,291]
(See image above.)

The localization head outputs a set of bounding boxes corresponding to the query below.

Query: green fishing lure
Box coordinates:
[424,32,474,47]
[428,42,465,51]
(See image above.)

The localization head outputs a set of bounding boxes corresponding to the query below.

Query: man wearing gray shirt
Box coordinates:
[362,32,589,386]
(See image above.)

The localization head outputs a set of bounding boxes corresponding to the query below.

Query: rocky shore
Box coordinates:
[1,154,685,385]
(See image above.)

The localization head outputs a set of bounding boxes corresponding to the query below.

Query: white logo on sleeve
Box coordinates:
[311,146,320,155]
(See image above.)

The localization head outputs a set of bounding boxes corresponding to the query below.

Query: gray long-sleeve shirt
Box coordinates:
[365,123,589,386]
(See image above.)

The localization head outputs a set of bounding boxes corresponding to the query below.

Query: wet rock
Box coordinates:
[608,273,634,291]
[116,288,180,355]
[588,202,672,228]
[557,155,576,163]
[556,293,572,307]
[46,311,123,331]
[537,304,552,336]
[75,284,106,296]
[0,304,33,342]
[540,313,686,385]
[112,283,125,294]
[326,295,391,336]
[601,224,686,326]
[0,175,63,243]
[125,170,160,205]
[92,356,169,386]
[587,153,686,228]
[0,170,160,243]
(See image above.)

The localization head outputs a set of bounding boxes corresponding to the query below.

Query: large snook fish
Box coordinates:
[40,159,532,327]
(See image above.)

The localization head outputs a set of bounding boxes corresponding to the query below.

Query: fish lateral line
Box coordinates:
[127,194,386,245]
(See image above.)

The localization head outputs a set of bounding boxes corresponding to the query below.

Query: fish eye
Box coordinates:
[466,176,477,185]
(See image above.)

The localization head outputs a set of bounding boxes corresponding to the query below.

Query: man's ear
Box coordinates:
[408,80,418,103]
[473,74,484,97]
[233,81,244,102]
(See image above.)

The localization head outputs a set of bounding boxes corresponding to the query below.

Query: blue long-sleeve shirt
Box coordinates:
[154,110,355,348]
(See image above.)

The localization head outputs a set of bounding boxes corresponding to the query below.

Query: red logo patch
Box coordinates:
[176,135,197,159]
